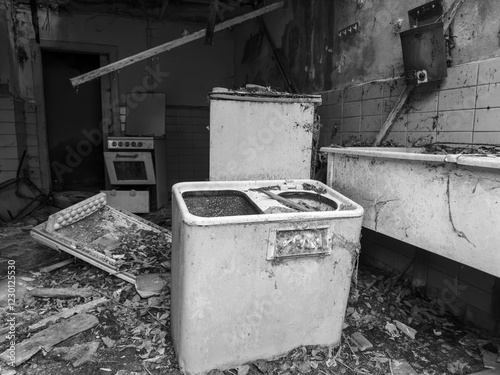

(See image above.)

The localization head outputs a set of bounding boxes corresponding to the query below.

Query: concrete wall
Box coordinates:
[331,0,500,88]
[233,0,335,93]
[14,7,234,105]
[2,2,234,195]
[317,0,500,148]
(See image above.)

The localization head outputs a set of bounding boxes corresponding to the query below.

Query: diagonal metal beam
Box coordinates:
[70,1,284,87]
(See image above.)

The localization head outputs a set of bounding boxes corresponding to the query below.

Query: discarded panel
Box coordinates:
[31,193,171,284]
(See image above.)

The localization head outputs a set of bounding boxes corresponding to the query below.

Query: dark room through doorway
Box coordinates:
[42,50,104,192]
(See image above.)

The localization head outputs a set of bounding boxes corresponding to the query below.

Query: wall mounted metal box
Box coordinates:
[208,88,322,181]
[400,22,447,84]
[171,179,364,374]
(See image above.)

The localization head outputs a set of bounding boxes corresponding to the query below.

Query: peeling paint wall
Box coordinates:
[318,0,500,147]
[1,2,235,194]
[331,0,500,88]
[12,6,234,105]
[233,0,335,93]
[0,1,19,96]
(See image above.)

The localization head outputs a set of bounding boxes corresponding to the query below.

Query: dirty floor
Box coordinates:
[0,206,499,375]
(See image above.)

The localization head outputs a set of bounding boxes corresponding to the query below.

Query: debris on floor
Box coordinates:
[391,359,419,375]
[1,206,499,374]
[423,143,500,156]
[0,313,99,367]
[49,341,100,367]
[350,331,373,351]
[135,273,170,299]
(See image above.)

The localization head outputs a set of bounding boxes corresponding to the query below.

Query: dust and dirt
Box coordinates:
[0,206,499,375]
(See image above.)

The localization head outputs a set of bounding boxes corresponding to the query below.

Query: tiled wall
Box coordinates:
[317,56,500,147]
[0,96,27,183]
[318,57,500,334]
[0,96,41,219]
[361,228,500,335]
[25,100,42,187]
[165,106,210,192]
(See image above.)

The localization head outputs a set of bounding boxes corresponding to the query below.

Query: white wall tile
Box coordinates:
[478,58,500,85]
[343,101,361,117]
[407,131,436,146]
[407,112,438,132]
[324,104,343,118]
[437,131,473,144]
[437,110,474,132]
[359,132,378,144]
[440,63,479,90]
[342,132,360,146]
[473,132,500,144]
[407,92,439,113]
[362,99,383,116]
[361,116,381,132]
[438,87,476,110]
[342,117,361,132]
[0,122,16,135]
[474,108,500,132]
[389,114,408,132]
[0,134,17,147]
[476,84,500,108]
[383,131,407,146]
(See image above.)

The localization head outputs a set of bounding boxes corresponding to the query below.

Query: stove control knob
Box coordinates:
[131,142,136,147]
[138,142,143,147]
[118,142,123,147]
[111,141,117,147]
[125,142,130,147]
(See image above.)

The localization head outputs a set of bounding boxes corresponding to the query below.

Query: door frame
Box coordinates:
[31,40,119,193]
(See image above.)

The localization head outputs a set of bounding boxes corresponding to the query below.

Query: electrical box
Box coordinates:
[400,22,447,84]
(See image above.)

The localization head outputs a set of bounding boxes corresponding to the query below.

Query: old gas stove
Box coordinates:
[102,136,167,213]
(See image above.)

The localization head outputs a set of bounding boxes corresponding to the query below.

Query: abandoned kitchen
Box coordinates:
[0,0,499,374]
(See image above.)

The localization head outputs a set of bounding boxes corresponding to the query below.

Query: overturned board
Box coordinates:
[31,193,171,284]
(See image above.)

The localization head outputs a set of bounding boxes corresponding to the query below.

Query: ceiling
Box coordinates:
[16,0,266,24]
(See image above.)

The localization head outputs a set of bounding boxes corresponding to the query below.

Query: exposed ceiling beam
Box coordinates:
[70,1,283,87]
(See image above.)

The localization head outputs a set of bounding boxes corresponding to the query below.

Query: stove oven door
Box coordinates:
[104,151,156,185]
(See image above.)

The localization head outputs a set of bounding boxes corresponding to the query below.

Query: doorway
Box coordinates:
[41,50,104,192]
